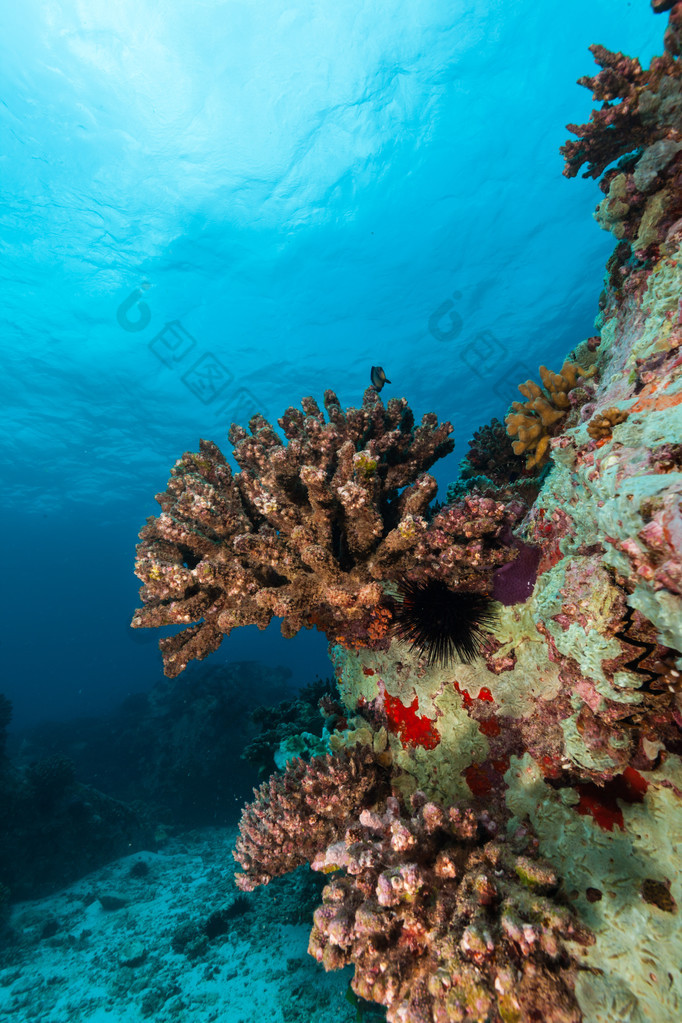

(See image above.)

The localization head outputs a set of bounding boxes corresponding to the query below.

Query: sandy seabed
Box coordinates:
[0,828,362,1023]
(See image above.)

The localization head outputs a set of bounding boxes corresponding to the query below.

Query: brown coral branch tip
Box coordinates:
[505,361,596,470]
[586,406,630,441]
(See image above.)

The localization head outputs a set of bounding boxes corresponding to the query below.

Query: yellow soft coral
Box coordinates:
[505,361,596,470]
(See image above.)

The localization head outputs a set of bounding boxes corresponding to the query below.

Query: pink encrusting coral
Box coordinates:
[308,792,593,1023]
[613,491,682,595]
[132,388,522,676]
[233,746,390,892]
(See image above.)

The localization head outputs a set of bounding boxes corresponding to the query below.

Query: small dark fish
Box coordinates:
[370,365,391,391]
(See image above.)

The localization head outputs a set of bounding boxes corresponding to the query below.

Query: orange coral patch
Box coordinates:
[629,386,682,411]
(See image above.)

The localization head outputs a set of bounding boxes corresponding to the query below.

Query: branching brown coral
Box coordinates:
[308,792,593,1023]
[561,20,682,182]
[562,46,649,180]
[505,362,596,470]
[562,5,682,254]
[132,388,455,676]
[233,745,390,891]
[586,406,630,440]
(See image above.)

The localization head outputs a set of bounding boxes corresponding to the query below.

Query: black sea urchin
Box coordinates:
[392,579,498,666]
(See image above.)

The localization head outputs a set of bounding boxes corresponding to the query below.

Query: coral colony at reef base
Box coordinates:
[133,5,682,1022]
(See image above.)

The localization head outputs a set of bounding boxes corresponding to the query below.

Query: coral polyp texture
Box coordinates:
[308,793,593,1023]
[132,388,457,675]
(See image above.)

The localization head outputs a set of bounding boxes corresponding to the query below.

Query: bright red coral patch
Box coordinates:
[464,763,493,797]
[453,681,496,708]
[575,768,649,832]
[453,680,473,709]
[383,691,440,750]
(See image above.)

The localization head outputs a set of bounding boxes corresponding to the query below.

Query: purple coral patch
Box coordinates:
[492,539,541,605]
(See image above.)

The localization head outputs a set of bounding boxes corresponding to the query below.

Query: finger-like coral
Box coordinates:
[308,792,593,1023]
[586,405,630,440]
[132,388,455,676]
[505,362,596,469]
[233,745,390,892]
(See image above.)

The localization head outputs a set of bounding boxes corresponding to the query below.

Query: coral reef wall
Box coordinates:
[133,4,682,1021]
[326,6,682,1018]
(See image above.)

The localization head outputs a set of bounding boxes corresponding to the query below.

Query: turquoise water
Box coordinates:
[2,0,661,728]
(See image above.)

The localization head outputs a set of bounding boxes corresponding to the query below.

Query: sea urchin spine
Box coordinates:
[392,579,498,666]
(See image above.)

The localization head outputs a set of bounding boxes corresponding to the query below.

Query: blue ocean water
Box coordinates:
[0,0,660,733]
